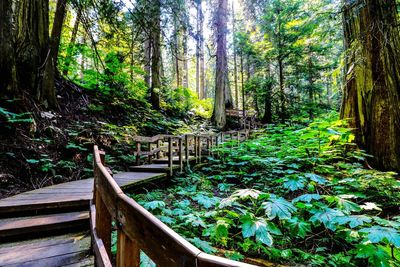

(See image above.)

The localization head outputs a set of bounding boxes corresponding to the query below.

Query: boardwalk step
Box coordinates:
[0,211,89,241]
[0,232,92,266]
[129,163,180,173]
[152,156,196,164]
[0,179,93,217]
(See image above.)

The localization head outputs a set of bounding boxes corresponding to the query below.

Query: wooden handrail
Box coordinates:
[92,130,257,267]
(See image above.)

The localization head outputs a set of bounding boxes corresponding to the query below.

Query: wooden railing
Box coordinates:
[91,131,257,267]
[131,131,250,175]
[226,109,262,130]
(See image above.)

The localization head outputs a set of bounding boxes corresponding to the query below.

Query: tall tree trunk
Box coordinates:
[173,17,181,88]
[341,0,400,171]
[16,0,58,108]
[278,57,285,122]
[307,52,314,120]
[232,1,238,108]
[241,53,245,116]
[144,37,152,87]
[63,7,82,76]
[150,0,161,109]
[262,78,272,124]
[182,25,189,88]
[41,0,67,108]
[0,0,18,96]
[196,0,205,99]
[212,0,227,128]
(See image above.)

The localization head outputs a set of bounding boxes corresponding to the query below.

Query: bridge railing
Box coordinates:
[91,131,257,267]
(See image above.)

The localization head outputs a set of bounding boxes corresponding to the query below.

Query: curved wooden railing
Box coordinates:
[91,131,258,267]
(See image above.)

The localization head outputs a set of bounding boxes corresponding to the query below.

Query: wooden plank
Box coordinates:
[117,194,200,267]
[0,211,89,239]
[0,235,91,265]
[3,251,91,267]
[62,256,94,267]
[0,232,87,254]
[129,163,179,173]
[0,199,90,216]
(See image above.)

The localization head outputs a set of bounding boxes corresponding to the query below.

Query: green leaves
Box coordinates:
[283,177,305,191]
[143,201,166,211]
[310,208,344,230]
[292,193,321,203]
[262,196,297,220]
[240,214,275,246]
[286,217,311,238]
[360,226,400,247]
[231,189,262,200]
[192,194,220,209]
[334,215,372,229]
[188,238,216,254]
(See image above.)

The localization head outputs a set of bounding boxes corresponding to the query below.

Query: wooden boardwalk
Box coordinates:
[0,129,257,267]
[0,171,168,266]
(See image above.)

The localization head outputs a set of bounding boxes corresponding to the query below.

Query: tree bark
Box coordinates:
[232,1,238,108]
[0,0,18,96]
[196,0,205,99]
[212,0,228,128]
[341,0,400,171]
[150,0,161,109]
[41,0,67,108]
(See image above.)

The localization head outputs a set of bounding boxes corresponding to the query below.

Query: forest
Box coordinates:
[0,0,399,266]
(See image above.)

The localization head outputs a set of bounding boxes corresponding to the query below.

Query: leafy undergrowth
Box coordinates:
[133,113,400,266]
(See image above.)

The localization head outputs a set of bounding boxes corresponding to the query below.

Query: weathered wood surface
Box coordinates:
[0,211,89,239]
[0,232,93,266]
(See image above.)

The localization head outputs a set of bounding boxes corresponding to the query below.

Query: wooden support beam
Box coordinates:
[179,138,183,172]
[185,135,189,166]
[117,230,140,267]
[168,137,173,176]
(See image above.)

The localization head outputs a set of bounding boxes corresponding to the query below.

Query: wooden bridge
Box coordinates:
[0,130,260,266]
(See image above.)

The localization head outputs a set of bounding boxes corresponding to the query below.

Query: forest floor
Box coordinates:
[0,78,211,199]
[133,113,400,266]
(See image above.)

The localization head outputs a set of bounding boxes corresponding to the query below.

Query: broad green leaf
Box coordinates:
[143,201,165,211]
[231,189,262,200]
[310,208,344,230]
[283,178,305,191]
[240,214,274,246]
[287,217,311,238]
[188,237,216,254]
[334,215,372,228]
[354,244,391,267]
[305,173,328,185]
[359,226,400,247]
[292,194,321,203]
[192,194,220,209]
[262,197,297,220]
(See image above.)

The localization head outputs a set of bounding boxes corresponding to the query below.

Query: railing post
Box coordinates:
[194,136,198,162]
[95,180,112,259]
[179,137,183,172]
[207,136,211,156]
[136,142,141,166]
[168,137,173,176]
[185,135,189,167]
[117,230,140,267]
[198,136,202,163]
